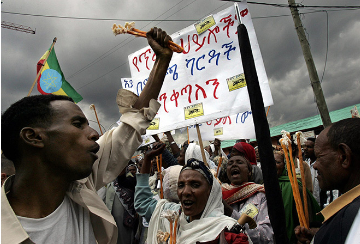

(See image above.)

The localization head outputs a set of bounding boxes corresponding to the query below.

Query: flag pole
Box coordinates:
[28,37,57,97]
[90,104,103,135]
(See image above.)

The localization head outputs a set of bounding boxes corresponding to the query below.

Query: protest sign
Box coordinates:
[123,1,272,135]
[188,110,256,141]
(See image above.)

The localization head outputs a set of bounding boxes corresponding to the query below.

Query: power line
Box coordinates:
[68,0,194,80]
[2,3,359,21]
[77,7,356,90]
[0,11,199,22]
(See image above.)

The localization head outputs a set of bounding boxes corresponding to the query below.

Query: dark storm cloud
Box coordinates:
[2,0,360,135]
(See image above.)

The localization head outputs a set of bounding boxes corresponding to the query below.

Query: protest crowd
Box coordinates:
[2,15,360,244]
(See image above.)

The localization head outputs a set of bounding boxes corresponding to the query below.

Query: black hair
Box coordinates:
[1,95,74,162]
[326,118,360,157]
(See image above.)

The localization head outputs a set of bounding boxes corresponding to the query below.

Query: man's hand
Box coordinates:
[133,28,173,110]
[140,142,166,174]
[294,226,318,244]
[146,27,173,61]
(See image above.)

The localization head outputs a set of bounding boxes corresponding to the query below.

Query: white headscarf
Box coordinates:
[147,169,237,243]
[210,144,227,158]
[185,143,217,170]
[162,165,182,203]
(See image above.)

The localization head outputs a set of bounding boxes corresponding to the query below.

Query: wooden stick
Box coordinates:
[288,145,308,228]
[28,37,57,96]
[169,221,173,244]
[297,136,309,226]
[266,106,270,117]
[187,126,190,144]
[281,143,306,227]
[195,124,208,167]
[215,156,223,178]
[173,219,178,244]
[90,104,103,135]
[159,154,163,199]
[114,26,183,53]
[156,156,160,172]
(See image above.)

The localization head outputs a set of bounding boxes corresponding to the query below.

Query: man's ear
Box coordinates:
[19,127,45,148]
[1,173,7,185]
[338,143,352,169]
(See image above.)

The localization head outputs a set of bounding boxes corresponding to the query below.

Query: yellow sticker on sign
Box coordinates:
[239,203,259,218]
[147,118,160,130]
[214,127,223,136]
[184,103,204,120]
[194,15,216,35]
[227,73,247,92]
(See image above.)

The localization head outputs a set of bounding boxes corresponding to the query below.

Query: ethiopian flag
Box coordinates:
[37,47,83,103]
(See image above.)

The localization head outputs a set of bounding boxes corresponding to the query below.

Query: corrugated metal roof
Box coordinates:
[221,103,359,147]
[269,103,359,137]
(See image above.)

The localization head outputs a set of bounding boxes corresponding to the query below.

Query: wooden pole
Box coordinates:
[187,126,190,144]
[288,0,332,128]
[266,106,270,117]
[90,104,103,135]
[195,124,208,167]
[28,37,57,96]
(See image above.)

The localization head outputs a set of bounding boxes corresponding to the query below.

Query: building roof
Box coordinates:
[221,103,359,148]
[269,103,359,137]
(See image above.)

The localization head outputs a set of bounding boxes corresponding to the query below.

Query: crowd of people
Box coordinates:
[1,27,360,244]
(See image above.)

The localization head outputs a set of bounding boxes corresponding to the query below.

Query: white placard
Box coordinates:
[124,2,272,135]
[188,110,256,141]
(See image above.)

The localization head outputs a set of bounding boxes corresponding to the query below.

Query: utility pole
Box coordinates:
[288,0,332,128]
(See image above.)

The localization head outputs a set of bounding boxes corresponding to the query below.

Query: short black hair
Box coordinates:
[1,95,74,162]
[327,118,360,157]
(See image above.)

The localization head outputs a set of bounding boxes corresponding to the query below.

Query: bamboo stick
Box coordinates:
[215,156,223,178]
[280,142,306,227]
[112,24,183,53]
[90,104,103,135]
[288,144,308,228]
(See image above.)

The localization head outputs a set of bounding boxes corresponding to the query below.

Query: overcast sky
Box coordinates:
[2,0,360,137]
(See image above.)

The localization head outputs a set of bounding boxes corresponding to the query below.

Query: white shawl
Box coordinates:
[146,174,237,243]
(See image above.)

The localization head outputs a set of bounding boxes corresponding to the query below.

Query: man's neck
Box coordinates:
[7,170,70,219]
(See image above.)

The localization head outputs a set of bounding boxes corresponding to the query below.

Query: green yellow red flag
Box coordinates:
[37,47,83,103]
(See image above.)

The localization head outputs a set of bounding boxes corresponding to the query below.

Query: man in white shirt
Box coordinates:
[1,27,174,244]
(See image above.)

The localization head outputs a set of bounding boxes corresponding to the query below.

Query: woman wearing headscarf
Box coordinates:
[222,155,274,244]
[231,142,263,184]
[135,142,250,244]
[274,151,323,244]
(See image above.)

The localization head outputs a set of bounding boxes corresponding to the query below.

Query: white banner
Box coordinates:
[188,110,256,141]
[123,2,272,135]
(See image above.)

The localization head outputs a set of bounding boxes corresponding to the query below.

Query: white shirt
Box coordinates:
[17,196,96,244]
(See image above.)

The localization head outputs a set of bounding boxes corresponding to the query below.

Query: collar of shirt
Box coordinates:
[320,184,360,223]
